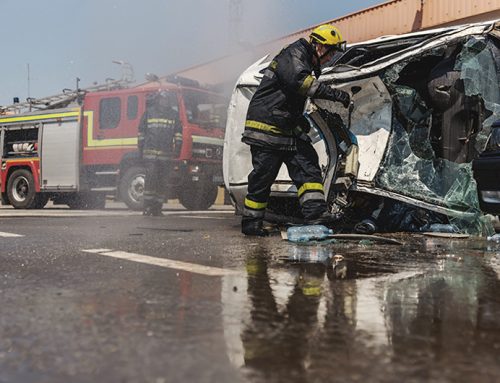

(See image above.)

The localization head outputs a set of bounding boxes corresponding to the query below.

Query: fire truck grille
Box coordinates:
[191,135,224,160]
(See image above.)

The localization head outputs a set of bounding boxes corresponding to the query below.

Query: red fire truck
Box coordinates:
[0,76,226,210]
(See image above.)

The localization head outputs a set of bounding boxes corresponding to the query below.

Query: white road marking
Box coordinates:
[177,215,227,220]
[83,249,239,277]
[169,210,233,215]
[0,231,24,237]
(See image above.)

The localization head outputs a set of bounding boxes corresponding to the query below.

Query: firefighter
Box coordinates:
[241,24,351,236]
[138,91,180,216]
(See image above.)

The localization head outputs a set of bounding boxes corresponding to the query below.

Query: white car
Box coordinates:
[224,19,500,235]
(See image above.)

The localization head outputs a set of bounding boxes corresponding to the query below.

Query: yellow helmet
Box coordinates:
[310,24,346,51]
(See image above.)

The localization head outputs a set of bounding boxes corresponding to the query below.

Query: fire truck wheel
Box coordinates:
[119,166,146,211]
[6,169,40,209]
[179,181,218,210]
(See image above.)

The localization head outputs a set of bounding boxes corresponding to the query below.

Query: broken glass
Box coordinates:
[377,119,459,205]
[455,37,500,152]
[382,61,407,84]
[391,84,434,159]
[443,164,495,236]
[377,120,493,235]
[374,35,498,235]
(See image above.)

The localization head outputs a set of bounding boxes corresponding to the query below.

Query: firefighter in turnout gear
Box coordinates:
[138,91,181,216]
[241,24,351,236]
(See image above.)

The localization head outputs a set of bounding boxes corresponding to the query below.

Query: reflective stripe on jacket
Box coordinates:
[138,111,180,160]
[242,38,322,150]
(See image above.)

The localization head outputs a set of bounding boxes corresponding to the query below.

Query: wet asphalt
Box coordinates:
[1,203,500,383]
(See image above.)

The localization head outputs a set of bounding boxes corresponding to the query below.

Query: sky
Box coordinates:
[0,0,384,106]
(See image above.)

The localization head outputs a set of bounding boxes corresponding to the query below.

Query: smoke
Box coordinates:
[82,0,232,86]
[0,0,383,104]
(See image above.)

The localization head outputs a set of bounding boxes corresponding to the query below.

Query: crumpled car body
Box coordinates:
[223,20,500,235]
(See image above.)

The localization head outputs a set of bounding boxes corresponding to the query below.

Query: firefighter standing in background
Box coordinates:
[138,91,180,216]
[241,24,351,236]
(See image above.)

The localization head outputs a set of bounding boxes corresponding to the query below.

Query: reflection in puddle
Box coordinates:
[222,237,500,382]
[280,242,404,280]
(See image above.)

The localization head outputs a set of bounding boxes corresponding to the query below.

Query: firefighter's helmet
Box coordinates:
[310,24,346,51]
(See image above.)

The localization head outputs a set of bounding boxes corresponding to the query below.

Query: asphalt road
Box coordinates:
[1,203,500,383]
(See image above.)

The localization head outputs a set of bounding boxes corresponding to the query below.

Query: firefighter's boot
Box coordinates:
[143,204,163,217]
[151,208,164,217]
[306,211,342,226]
[241,218,269,237]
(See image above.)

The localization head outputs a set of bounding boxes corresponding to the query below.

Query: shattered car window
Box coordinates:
[375,35,499,235]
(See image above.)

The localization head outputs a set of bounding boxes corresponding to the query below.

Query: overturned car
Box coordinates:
[224,20,500,235]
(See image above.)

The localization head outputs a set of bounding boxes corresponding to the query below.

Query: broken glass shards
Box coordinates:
[391,84,434,159]
[377,120,493,235]
[455,37,500,153]
[374,36,499,235]
[376,119,473,206]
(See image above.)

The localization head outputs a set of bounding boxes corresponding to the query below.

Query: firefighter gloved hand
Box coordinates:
[317,86,350,108]
[331,89,350,108]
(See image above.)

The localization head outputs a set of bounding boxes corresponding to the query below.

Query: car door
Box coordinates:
[306,76,393,197]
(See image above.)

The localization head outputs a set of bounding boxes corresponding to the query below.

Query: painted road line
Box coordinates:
[83,249,239,277]
[166,210,233,215]
[0,231,24,237]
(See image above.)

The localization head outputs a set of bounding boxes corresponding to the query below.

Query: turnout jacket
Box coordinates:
[138,106,181,161]
[242,38,336,150]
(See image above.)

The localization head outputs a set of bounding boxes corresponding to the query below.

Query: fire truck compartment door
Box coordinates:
[40,119,79,190]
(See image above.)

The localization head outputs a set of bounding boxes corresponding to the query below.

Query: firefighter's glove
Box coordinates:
[317,87,350,108]
[331,89,351,108]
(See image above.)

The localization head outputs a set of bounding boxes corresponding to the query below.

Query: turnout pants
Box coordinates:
[243,140,327,223]
[143,159,168,213]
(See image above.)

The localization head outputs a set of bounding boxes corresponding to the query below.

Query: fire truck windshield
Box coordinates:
[182,89,227,129]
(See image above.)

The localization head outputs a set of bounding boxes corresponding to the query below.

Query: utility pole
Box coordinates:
[27,63,31,111]
[27,63,30,99]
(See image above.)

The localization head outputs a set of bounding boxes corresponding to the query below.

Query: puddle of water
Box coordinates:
[221,234,500,382]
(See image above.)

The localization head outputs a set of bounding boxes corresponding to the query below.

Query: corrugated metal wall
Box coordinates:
[175,0,500,85]
[271,0,500,46]
[423,0,500,28]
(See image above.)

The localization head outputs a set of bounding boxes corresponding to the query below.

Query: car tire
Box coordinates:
[119,166,146,211]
